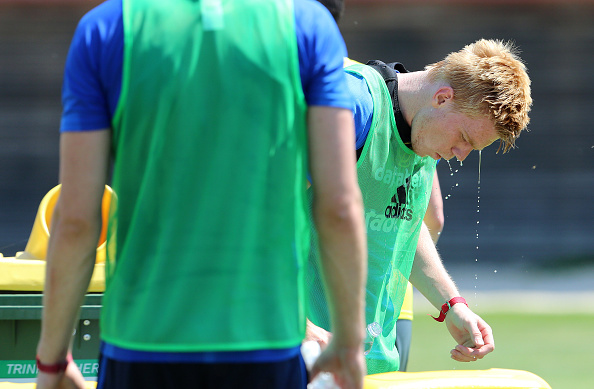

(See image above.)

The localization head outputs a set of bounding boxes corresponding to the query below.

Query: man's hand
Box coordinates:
[36,362,87,389]
[305,319,333,349]
[303,320,366,388]
[445,303,495,362]
[310,341,366,389]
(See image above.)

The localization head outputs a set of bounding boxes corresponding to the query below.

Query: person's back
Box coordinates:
[104,0,310,353]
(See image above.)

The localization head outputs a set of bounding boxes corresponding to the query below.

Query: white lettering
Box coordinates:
[383,169,393,185]
[370,215,383,231]
[365,209,377,226]
[366,209,399,233]
[26,364,36,374]
[382,218,395,232]
[374,165,410,188]
[395,172,405,187]
[13,364,22,374]
[92,363,99,374]
[6,364,15,374]
[374,166,384,181]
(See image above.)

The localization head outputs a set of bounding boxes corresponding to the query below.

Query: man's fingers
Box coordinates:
[452,343,493,362]
[451,347,483,362]
[464,321,484,349]
[480,321,495,350]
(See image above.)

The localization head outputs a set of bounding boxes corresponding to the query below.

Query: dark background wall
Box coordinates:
[1,1,593,271]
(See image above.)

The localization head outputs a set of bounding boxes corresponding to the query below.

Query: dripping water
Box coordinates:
[478,150,482,186]
[474,150,482,302]
[444,160,460,201]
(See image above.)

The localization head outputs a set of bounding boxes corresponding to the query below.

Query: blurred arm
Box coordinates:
[36,130,111,388]
[307,106,367,388]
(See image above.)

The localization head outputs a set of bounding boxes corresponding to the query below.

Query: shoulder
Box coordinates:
[61,0,123,132]
[293,0,350,108]
[294,0,344,53]
[68,0,122,64]
[76,0,121,36]
[294,0,334,22]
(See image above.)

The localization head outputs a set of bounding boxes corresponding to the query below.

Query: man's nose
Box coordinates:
[453,144,473,161]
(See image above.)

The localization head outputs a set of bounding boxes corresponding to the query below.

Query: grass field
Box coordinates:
[407,313,594,388]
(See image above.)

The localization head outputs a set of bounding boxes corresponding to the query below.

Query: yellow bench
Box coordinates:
[364,368,551,388]
[0,369,551,388]
[0,185,110,292]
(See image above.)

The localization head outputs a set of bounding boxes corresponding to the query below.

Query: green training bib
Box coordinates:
[103,0,309,352]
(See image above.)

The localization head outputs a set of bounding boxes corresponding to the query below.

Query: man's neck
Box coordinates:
[396,70,431,128]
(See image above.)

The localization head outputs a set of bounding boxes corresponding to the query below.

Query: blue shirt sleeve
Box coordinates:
[60,0,122,132]
[294,0,352,109]
[345,71,373,150]
[60,0,351,132]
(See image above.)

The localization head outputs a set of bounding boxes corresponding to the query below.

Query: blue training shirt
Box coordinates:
[61,0,352,132]
[61,0,352,363]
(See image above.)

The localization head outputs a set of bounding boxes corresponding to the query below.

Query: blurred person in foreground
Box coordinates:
[306,38,532,374]
[35,0,368,388]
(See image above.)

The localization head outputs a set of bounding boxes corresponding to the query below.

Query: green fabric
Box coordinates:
[306,63,436,374]
[103,0,308,352]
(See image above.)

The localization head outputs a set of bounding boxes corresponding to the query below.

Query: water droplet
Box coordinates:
[455,183,459,187]
[478,150,482,185]
[494,270,497,273]
[474,152,482,296]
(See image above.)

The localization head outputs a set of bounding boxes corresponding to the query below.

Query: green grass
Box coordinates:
[407,313,594,388]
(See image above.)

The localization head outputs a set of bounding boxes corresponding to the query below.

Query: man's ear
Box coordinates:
[432,86,454,108]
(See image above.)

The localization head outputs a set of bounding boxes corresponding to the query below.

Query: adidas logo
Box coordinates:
[384,184,412,221]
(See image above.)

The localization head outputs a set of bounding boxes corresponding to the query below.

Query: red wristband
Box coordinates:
[431,297,468,322]
[36,353,73,374]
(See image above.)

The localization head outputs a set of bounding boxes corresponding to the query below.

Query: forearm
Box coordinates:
[410,225,495,361]
[314,195,367,345]
[308,106,367,347]
[423,171,444,244]
[409,222,459,310]
[37,207,100,362]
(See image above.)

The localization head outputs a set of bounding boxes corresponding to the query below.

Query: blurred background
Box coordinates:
[1,0,593,269]
[0,0,592,386]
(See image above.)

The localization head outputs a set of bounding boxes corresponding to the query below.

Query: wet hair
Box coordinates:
[425,39,532,152]
[317,0,344,23]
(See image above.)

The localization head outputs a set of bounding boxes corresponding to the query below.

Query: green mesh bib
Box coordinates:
[306,63,436,374]
[102,0,309,352]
